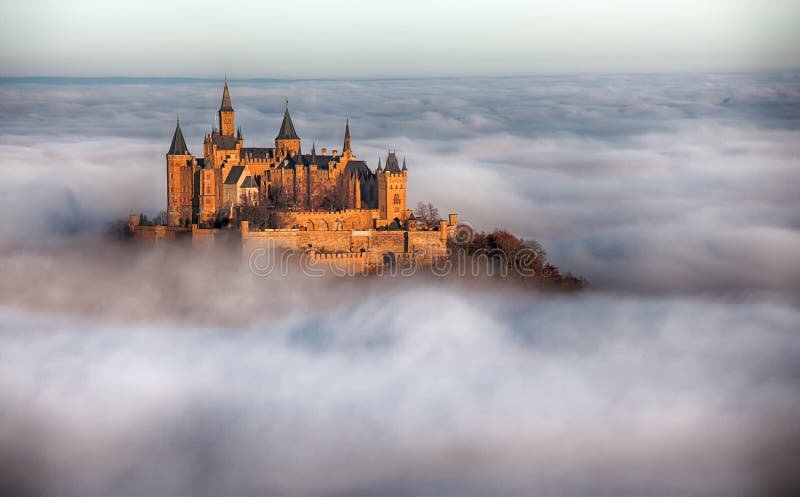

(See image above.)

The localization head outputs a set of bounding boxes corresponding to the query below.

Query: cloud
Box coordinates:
[1,73,799,496]
[1,277,799,496]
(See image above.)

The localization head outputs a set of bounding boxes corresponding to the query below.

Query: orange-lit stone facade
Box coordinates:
[165,82,413,231]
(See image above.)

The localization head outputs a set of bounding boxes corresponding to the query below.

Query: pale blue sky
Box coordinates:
[1,0,798,77]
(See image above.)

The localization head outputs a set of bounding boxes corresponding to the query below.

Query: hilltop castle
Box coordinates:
[132,81,458,270]
[166,80,413,230]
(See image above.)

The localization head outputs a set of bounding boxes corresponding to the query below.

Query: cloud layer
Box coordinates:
[1,73,799,496]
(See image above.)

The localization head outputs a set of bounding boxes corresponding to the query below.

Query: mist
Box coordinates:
[1,73,799,496]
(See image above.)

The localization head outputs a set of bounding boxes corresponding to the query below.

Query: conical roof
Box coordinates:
[220,80,234,112]
[168,120,190,155]
[343,118,351,152]
[276,100,300,140]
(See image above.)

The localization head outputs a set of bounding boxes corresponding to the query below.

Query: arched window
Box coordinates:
[393,193,400,205]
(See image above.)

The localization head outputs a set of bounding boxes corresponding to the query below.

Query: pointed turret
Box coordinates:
[275,99,301,157]
[376,156,382,173]
[167,119,189,155]
[276,99,300,140]
[402,156,407,171]
[343,117,351,153]
[385,151,401,173]
[311,141,317,164]
[220,79,234,112]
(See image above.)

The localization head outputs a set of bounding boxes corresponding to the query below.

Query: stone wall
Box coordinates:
[129,216,456,271]
[280,209,378,231]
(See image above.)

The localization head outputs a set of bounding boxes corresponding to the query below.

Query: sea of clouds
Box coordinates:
[0,73,799,496]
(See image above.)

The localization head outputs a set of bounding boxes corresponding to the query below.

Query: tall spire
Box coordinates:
[343,117,351,153]
[167,119,189,155]
[220,78,233,112]
[402,156,407,171]
[276,99,300,140]
[376,156,382,172]
[311,141,317,164]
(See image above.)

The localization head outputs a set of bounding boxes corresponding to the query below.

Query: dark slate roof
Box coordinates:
[276,101,300,140]
[240,176,258,188]
[197,158,211,170]
[345,160,371,177]
[313,155,336,169]
[385,152,401,173]
[211,134,238,150]
[220,81,234,112]
[225,165,246,185]
[240,147,273,160]
[167,120,190,155]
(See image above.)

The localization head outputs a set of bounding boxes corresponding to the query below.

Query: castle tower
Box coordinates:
[377,151,408,224]
[219,79,235,136]
[275,100,301,157]
[166,119,193,227]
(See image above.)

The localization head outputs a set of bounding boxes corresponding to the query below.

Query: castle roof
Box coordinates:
[345,160,371,178]
[220,80,234,112]
[167,120,190,155]
[240,176,258,188]
[276,100,300,140]
[210,133,238,150]
[240,147,273,160]
[224,165,246,185]
[385,151,401,173]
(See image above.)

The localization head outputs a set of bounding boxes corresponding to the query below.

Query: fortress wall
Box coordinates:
[296,230,352,252]
[241,227,302,253]
[408,230,448,260]
[130,225,191,244]
[370,231,407,254]
[281,209,377,231]
[191,225,217,246]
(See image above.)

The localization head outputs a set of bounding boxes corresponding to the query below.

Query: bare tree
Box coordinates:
[414,201,441,226]
[156,210,168,226]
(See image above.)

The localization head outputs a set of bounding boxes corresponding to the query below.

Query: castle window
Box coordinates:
[393,193,400,205]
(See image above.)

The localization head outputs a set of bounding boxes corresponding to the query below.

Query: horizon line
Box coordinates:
[2,68,799,84]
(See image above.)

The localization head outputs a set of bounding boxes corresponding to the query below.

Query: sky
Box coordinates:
[1,0,799,77]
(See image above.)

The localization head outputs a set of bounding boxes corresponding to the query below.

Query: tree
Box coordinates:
[414,201,441,226]
[105,217,132,241]
[156,210,168,226]
[237,195,268,229]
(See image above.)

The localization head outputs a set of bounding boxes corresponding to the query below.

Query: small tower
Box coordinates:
[166,119,193,227]
[275,99,301,157]
[377,151,408,224]
[219,79,235,136]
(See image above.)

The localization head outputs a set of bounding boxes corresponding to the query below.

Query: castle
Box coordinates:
[166,80,414,230]
[132,81,458,270]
